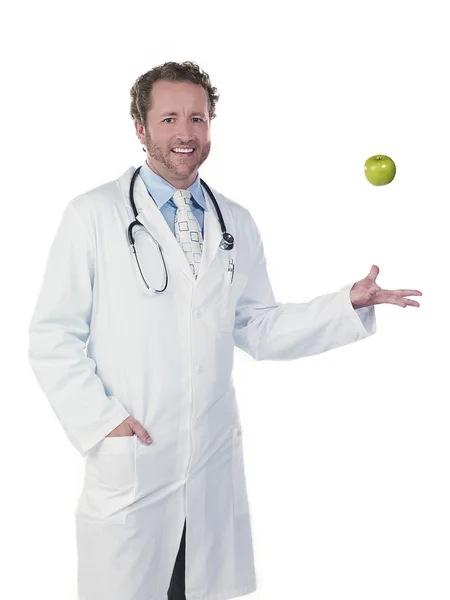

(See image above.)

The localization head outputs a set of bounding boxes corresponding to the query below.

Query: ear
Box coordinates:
[134,120,145,144]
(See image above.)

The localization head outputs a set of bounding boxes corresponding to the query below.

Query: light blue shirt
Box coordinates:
[139,160,371,328]
[139,160,208,237]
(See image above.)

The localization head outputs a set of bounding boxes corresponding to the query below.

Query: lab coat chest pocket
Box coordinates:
[75,435,137,524]
[221,265,249,332]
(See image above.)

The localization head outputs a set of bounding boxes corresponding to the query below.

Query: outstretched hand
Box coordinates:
[350,265,422,309]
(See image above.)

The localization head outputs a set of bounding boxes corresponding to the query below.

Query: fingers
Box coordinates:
[384,289,422,307]
[388,289,422,297]
[133,422,153,445]
[385,295,420,307]
[105,417,153,443]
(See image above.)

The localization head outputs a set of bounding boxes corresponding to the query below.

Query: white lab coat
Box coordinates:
[28,165,376,600]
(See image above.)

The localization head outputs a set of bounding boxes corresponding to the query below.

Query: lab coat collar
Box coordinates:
[118,165,224,286]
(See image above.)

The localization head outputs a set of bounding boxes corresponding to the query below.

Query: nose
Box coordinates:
[174,118,196,140]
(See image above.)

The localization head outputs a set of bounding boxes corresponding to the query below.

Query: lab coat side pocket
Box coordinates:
[232,425,250,517]
[75,434,137,524]
[221,269,249,332]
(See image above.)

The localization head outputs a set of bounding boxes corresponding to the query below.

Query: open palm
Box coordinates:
[350,265,422,309]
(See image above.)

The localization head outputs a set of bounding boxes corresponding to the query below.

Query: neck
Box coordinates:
[145,158,197,189]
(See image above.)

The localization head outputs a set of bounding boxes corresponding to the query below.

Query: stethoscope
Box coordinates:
[127,166,235,292]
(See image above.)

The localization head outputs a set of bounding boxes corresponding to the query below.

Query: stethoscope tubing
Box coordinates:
[127,166,234,293]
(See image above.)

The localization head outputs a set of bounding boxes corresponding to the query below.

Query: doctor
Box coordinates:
[28,60,422,600]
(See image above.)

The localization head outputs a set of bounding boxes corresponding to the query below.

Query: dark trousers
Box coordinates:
[167,519,186,600]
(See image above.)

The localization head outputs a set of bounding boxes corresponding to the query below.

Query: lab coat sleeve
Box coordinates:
[28,201,131,456]
[232,218,376,361]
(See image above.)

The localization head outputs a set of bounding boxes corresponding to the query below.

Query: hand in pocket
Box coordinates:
[106,416,152,445]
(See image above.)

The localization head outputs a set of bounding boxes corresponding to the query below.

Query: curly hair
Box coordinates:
[129,61,220,127]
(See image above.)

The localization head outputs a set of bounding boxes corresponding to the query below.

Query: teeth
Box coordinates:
[173,148,194,153]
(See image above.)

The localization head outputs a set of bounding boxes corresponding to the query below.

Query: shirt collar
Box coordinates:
[138,160,208,211]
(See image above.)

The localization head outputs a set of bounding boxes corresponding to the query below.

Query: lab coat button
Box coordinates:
[195,365,203,374]
[195,310,202,318]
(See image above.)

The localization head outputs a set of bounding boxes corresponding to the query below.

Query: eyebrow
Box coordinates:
[160,111,207,118]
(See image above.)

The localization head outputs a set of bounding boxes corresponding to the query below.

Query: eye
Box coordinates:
[162,117,205,124]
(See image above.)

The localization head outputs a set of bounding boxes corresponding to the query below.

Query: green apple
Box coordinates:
[364,155,396,186]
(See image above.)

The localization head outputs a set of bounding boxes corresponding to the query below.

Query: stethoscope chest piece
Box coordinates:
[219,231,234,250]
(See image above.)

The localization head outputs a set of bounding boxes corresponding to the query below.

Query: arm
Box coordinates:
[232,219,376,361]
[28,201,130,456]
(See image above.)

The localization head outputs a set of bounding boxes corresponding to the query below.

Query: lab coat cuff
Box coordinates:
[339,282,377,336]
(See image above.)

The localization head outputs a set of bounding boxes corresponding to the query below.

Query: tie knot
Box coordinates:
[172,189,192,208]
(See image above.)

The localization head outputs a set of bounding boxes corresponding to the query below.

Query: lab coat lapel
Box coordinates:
[195,187,223,284]
[122,166,223,286]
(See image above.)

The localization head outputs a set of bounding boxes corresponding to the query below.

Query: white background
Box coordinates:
[2,0,448,598]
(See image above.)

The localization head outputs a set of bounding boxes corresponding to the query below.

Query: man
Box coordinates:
[28,61,422,600]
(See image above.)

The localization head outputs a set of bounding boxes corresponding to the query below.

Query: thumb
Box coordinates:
[367,264,379,281]
[131,421,153,445]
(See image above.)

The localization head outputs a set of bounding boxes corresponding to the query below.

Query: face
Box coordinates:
[135,80,211,188]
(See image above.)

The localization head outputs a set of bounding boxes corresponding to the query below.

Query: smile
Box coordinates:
[172,148,195,154]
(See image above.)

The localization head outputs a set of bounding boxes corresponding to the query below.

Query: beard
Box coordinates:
[144,131,211,177]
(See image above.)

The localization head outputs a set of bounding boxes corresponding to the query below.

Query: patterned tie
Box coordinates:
[172,189,204,278]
